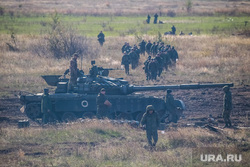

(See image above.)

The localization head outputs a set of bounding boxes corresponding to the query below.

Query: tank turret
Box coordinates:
[21,69,234,124]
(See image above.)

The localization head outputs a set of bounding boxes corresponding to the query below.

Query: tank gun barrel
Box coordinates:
[128,83,234,93]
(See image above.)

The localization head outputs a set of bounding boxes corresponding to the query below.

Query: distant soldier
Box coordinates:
[97,31,105,46]
[140,105,160,147]
[170,46,179,67]
[145,40,152,55]
[96,88,112,119]
[41,88,52,124]
[143,56,151,80]
[155,54,163,77]
[165,89,178,123]
[150,42,156,56]
[122,42,127,53]
[68,53,79,92]
[89,60,98,78]
[129,48,140,69]
[139,40,146,56]
[171,25,176,35]
[179,31,185,35]
[121,52,130,75]
[222,86,232,128]
[146,14,151,24]
[148,59,158,80]
[153,13,158,24]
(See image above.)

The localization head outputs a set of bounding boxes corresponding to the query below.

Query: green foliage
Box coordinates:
[186,0,193,13]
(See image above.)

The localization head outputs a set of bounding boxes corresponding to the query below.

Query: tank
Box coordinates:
[20,71,234,123]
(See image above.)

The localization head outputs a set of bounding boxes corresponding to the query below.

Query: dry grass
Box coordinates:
[0,121,249,166]
[0,34,250,96]
[1,0,250,16]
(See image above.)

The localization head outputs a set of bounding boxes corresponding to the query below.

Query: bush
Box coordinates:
[167,10,176,17]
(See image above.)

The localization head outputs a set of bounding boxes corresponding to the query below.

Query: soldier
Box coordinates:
[41,88,52,124]
[145,40,152,55]
[140,105,160,147]
[96,88,112,119]
[143,56,151,80]
[165,89,178,123]
[170,46,179,67]
[68,53,79,92]
[222,86,232,128]
[179,31,185,35]
[153,13,158,24]
[97,31,105,46]
[155,53,163,77]
[89,60,98,78]
[171,25,176,35]
[121,52,130,75]
[129,48,139,69]
[139,40,146,56]
[121,42,127,53]
[146,14,151,24]
[148,58,158,80]
[150,42,156,56]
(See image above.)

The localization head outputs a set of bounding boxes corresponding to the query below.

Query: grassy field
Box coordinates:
[0,0,250,166]
[0,120,249,167]
[1,14,250,36]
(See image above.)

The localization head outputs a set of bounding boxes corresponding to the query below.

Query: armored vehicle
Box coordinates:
[20,71,233,123]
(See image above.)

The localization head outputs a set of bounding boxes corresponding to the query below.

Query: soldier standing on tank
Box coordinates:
[68,53,79,92]
[96,88,112,119]
[89,60,98,78]
[153,13,158,24]
[97,31,105,46]
[222,86,232,128]
[121,52,130,75]
[41,88,52,124]
[141,105,160,147]
[165,89,178,123]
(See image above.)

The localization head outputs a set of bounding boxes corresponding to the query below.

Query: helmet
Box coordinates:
[146,105,154,112]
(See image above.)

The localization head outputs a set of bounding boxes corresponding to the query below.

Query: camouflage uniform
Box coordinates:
[165,90,178,123]
[141,105,160,146]
[145,41,152,55]
[223,86,232,127]
[143,56,151,80]
[148,59,158,80]
[41,89,52,124]
[121,53,130,75]
[68,53,78,92]
[153,13,158,24]
[139,40,146,56]
[171,25,176,35]
[97,31,105,46]
[146,14,151,24]
[96,89,109,119]
[155,54,163,77]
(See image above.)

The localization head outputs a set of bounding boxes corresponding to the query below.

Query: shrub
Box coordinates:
[167,10,176,17]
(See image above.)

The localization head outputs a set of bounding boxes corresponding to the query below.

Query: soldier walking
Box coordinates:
[121,52,130,75]
[139,40,146,56]
[146,14,151,24]
[222,86,232,128]
[141,105,160,147]
[68,53,79,92]
[143,56,151,80]
[97,31,105,46]
[96,88,112,119]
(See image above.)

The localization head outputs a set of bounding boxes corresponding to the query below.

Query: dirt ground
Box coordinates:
[0,86,250,128]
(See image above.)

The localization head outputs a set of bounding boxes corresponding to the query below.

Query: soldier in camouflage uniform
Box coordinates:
[223,86,232,128]
[143,56,151,80]
[121,52,130,75]
[96,88,112,119]
[139,40,146,56]
[141,105,160,147]
[153,13,158,24]
[148,59,158,80]
[165,89,178,123]
[41,88,52,124]
[68,53,79,92]
[97,31,105,46]
[89,60,98,78]
[145,40,152,55]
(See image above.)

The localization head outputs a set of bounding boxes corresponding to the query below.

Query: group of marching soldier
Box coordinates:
[121,40,179,80]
